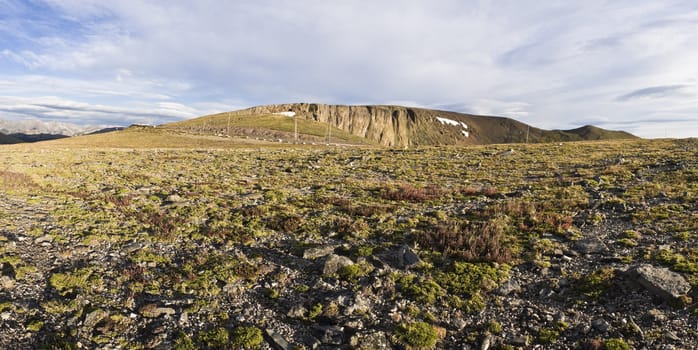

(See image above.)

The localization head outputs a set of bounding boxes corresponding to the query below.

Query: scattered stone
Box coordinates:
[349,331,390,350]
[396,244,421,269]
[165,194,182,203]
[0,276,15,290]
[303,245,336,260]
[575,237,609,254]
[287,305,307,319]
[591,318,611,332]
[628,264,691,302]
[265,328,293,350]
[315,325,344,345]
[34,234,53,244]
[323,254,354,275]
[508,335,529,346]
[138,304,175,318]
[647,308,667,322]
[83,309,109,330]
[1,262,16,278]
[497,279,521,296]
[480,334,492,350]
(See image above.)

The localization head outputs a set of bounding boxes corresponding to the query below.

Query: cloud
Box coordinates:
[0,1,697,138]
[616,84,696,101]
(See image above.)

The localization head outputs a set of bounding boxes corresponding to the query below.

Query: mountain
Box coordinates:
[0,119,120,143]
[0,132,23,144]
[186,103,637,147]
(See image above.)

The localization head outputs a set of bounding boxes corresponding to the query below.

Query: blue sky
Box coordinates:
[1,0,697,138]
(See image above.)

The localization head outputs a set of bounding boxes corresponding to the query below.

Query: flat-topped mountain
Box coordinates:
[223,103,637,147]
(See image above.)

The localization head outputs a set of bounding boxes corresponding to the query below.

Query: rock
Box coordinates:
[138,304,176,318]
[34,234,53,244]
[323,254,354,275]
[497,279,521,296]
[647,308,667,322]
[628,264,691,302]
[575,237,609,254]
[316,325,344,345]
[508,335,529,346]
[397,244,421,269]
[165,194,182,203]
[83,309,109,330]
[0,276,15,290]
[480,334,492,350]
[1,262,15,278]
[303,245,336,260]
[287,305,307,319]
[299,334,321,349]
[265,328,293,350]
[349,331,390,349]
[591,318,610,332]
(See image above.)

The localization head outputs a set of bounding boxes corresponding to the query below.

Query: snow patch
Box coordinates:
[435,117,469,137]
[274,111,296,117]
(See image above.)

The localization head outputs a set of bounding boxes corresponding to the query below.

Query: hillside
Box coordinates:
[229,103,637,147]
[0,132,23,144]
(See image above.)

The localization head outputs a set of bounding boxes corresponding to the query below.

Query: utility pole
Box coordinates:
[326,116,331,146]
[525,125,530,144]
[294,114,298,144]
[227,113,231,136]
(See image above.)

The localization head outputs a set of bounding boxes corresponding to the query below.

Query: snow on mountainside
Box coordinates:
[0,119,108,137]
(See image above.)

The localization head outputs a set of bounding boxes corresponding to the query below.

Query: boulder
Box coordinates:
[265,328,293,350]
[396,244,421,269]
[575,237,609,254]
[323,254,354,275]
[303,245,336,260]
[628,264,691,303]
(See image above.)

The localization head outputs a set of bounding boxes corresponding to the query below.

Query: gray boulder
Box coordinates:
[323,254,354,275]
[628,264,691,303]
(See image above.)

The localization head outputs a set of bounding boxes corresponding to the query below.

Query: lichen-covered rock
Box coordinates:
[323,254,354,275]
[303,245,336,260]
[628,264,691,303]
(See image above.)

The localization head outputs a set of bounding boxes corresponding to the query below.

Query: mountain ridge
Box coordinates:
[228,103,637,147]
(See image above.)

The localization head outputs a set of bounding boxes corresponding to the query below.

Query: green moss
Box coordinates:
[603,338,631,350]
[173,333,196,350]
[538,327,560,344]
[26,320,44,332]
[50,268,101,296]
[395,321,440,349]
[576,268,615,299]
[396,274,445,305]
[337,261,373,282]
[434,262,509,297]
[230,326,263,349]
[197,327,229,349]
[308,303,323,320]
[487,320,503,334]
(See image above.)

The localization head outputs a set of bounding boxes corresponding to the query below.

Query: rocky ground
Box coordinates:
[0,139,696,349]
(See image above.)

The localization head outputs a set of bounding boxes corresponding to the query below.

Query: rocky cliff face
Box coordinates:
[239,103,426,147]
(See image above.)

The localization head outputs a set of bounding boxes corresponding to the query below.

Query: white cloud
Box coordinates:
[0,1,696,138]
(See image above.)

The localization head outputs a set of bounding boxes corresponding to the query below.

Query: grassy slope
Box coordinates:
[165,113,374,145]
[33,126,281,149]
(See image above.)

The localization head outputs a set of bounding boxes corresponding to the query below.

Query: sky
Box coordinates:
[1,0,697,138]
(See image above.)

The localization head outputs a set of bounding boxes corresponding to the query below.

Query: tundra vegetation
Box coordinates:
[0,137,696,349]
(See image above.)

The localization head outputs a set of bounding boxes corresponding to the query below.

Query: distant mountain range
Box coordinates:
[0,119,123,143]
